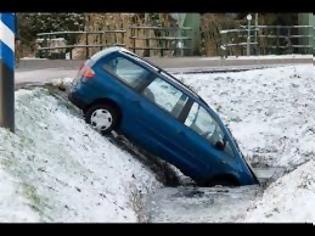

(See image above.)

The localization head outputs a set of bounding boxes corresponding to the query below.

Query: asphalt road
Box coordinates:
[17,56,312,71]
[15,56,313,89]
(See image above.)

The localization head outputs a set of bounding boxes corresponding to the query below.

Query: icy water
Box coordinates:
[143,167,283,222]
[144,186,261,222]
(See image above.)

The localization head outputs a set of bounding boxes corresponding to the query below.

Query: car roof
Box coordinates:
[91,46,209,108]
[90,46,127,61]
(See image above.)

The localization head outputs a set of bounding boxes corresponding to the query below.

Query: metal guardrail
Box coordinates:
[36,30,127,59]
[220,25,314,56]
[129,26,193,56]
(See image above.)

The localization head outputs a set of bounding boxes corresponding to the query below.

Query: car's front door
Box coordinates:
[176,102,237,181]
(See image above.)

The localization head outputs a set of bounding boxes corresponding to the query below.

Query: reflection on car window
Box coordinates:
[185,103,224,147]
[143,77,188,119]
[103,56,150,90]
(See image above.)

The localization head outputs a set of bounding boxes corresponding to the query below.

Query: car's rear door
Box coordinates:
[123,75,210,175]
[94,53,189,161]
[93,53,155,132]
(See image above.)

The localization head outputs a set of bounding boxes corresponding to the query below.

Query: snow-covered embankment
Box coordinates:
[0,88,161,222]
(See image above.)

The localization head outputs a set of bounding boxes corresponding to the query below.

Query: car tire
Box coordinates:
[85,103,120,135]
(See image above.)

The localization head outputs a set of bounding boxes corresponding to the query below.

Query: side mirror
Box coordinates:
[215,140,226,151]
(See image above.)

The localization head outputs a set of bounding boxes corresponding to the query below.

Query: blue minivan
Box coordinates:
[69,47,259,186]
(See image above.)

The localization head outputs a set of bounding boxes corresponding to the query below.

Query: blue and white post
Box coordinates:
[0,13,16,132]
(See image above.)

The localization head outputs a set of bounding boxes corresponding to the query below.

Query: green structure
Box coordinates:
[170,13,201,56]
[298,13,315,54]
[183,14,201,55]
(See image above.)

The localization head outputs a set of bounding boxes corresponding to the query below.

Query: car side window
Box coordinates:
[142,77,189,119]
[185,103,224,147]
[103,56,150,90]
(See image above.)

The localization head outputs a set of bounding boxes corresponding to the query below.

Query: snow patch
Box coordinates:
[242,160,315,222]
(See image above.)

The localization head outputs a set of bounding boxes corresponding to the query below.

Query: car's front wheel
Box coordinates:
[85,103,120,135]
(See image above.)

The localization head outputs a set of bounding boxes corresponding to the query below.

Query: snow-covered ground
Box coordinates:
[242,160,315,222]
[0,88,161,222]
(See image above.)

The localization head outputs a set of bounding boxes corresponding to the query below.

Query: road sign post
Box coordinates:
[0,13,16,132]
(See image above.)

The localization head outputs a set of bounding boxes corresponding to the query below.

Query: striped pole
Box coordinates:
[0,13,16,132]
